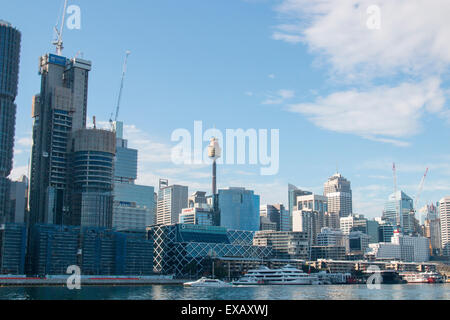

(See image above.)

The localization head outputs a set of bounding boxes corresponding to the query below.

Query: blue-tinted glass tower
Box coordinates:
[218,187,260,231]
[0,21,21,223]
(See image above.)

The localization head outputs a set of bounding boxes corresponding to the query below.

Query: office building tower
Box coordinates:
[324,173,353,218]
[339,214,368,235]
[9,176,28,224]
[156,184,188,225]
[218,187,260,232]
[366,219,380,244]
[29,53,92,225]
[292,193,328,244]
[70,128,116,228]
[0,21,21,223]
[288,184,312,230]
[112,121,155,231]
[378,222,395,243]
[383,191,415,234]
[348,231,370,254]
[188,191,207,208]
[259,204,288,231]
[317,227,348,248]
[439,197,450,256]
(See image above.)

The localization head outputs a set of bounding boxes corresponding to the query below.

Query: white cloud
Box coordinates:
[288,78,445,144]
[263,89,295,105]
[274,0,450,79]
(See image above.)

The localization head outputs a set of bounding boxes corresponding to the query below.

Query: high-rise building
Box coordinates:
[29,53,92,225]
[339,214,368,235]
[378,222,395,243]
[112,121,155,231]
[9,176,28,224]
[259,204,288,231]
[366,219,380,244]
[218,187,260,231]
[324,173,353,218]
[0,21,21,223]
[383,191,415,234]
[439,197,450,256]
[70,128,116,228]
[292,193,328,244]
[156,184,188,225]
[288,184,312,230]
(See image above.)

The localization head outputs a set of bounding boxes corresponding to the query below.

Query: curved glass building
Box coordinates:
[70,128,116,228]
[0,21,21,222]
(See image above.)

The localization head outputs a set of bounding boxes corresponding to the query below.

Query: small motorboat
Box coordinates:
[183,277,233,287]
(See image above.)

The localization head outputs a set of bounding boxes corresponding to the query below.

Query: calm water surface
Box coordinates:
[0,284,448,300]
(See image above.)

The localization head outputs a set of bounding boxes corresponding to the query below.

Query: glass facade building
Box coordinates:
[28,224,153,276]
[383,191,415,234]
[148,224,272,277]
[0,223,27,274]
[0,21,21,223]
[218,188,260,232]
[112,121,155,231]
[70,129,116,228]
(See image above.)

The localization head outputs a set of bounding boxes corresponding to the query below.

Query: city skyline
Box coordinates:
[2,0,450,219]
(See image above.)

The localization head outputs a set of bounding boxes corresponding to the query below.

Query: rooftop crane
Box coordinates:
[414,168,429,212]
[53,0,69,56]
[110,50,131,130]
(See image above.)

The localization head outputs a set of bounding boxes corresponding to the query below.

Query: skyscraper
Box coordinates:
[0,21,21,223]
[324,173,353,218]
[29,53,92,225]
[288,184,312,231]
[156,184,188,225]
[112,121,155,231]
[383,191,415,234]
[70,128,116,228]
[292,193,328,244]
[439,196,450,257]
[218,187,260,231]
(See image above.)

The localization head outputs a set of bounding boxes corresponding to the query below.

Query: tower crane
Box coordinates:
[110,50,131,130]
[53,0,69,56]
[414,168,429,212]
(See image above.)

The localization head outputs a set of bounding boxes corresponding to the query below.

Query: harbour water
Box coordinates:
[0,284,448,300]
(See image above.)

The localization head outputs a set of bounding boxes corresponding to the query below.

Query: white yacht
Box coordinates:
[233,265,321,285]
[400,271,444,284]
[183,277,233,287]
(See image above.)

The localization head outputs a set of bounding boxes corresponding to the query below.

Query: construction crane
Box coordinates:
[110,50,131,130]
[414,168,429,211]
[53,0,69,56]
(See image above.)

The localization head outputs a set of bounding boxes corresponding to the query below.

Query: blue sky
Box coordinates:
[2,0,450,218]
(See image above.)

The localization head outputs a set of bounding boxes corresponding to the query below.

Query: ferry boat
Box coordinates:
[233,265,321,285]
[400,272,444,284]
[183,277,233,287]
